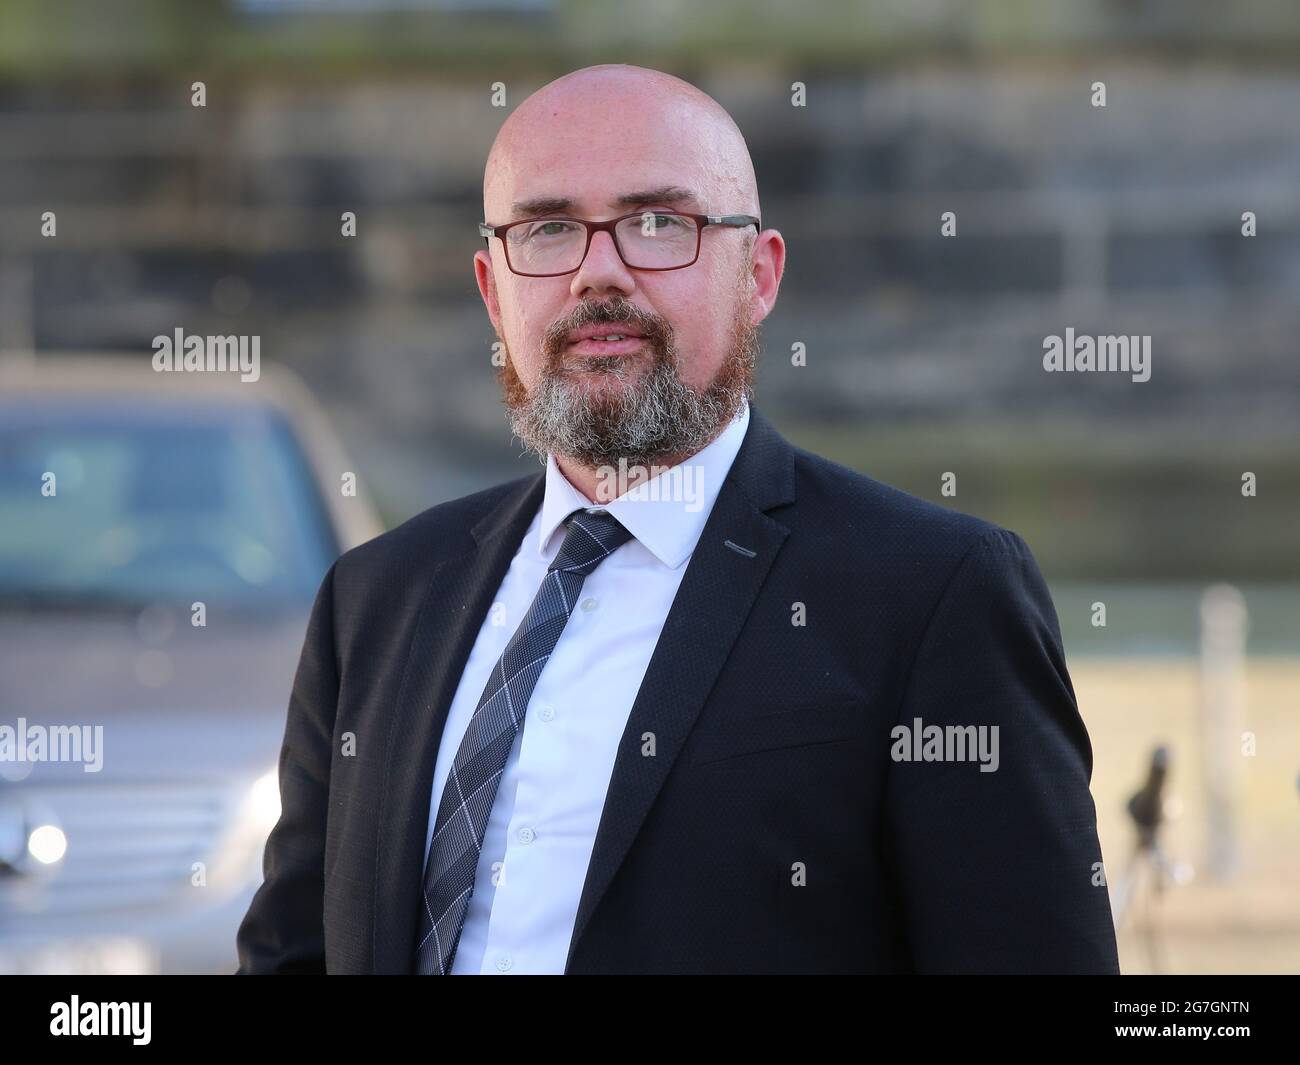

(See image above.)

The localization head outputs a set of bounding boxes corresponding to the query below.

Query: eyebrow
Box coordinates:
[508,185,702,220]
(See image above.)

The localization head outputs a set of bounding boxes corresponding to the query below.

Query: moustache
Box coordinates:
[543,299,671,360]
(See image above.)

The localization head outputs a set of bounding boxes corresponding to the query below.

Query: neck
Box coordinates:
[553,423,734,506]
[553,447,683,506]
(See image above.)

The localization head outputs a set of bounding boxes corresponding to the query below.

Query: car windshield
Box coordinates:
[0,399,339,610]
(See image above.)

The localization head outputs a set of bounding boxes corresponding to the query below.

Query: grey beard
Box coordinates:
[507,343,752,470]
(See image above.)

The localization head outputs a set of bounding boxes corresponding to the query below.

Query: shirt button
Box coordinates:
[516,826,536,844]
[538,704,556,722]
[580,597,598,612]
[495,952,512,972]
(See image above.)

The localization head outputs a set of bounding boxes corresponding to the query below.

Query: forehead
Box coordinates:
[486,95,733,221]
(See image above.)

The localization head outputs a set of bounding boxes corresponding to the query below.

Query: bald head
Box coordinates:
[483,64,760,226]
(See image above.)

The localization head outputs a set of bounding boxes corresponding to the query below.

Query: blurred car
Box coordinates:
[0,354,382,973]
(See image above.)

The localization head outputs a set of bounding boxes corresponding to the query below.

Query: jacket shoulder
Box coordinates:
[784,443,1028,576]
[332,471,538,580]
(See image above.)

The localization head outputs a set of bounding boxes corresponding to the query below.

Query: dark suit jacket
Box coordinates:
[235,401,1120,974]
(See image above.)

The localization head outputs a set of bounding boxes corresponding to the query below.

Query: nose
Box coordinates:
[570,227,636,299]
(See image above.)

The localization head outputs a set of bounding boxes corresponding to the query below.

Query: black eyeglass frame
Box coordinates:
[477,211,761,277]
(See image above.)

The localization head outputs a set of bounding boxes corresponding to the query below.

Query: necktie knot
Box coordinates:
[548,508,635,576]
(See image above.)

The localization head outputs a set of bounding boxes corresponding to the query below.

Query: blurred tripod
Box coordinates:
[1109,745,1193,973]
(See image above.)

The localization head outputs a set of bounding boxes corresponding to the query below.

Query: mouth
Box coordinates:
[564,325,647,357]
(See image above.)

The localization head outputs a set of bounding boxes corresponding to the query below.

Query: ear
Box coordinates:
[474,248,503,335]
[748,228,786,324]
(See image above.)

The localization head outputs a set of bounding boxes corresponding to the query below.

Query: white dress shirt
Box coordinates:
[423,399,750,974]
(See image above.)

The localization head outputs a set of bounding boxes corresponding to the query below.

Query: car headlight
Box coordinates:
[245,769,281,832]
[27,823,68,865]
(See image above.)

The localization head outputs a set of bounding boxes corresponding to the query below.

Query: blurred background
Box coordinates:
[0,0,1296,973]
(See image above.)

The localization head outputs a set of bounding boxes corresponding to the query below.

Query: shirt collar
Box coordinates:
[537,398,750,570]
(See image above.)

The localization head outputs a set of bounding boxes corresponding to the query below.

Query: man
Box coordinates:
[236,64,1120,974]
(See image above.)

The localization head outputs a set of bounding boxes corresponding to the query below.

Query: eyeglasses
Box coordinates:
[478,211,760,277]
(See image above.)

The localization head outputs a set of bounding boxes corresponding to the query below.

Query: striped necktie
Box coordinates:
[414,506,635,974]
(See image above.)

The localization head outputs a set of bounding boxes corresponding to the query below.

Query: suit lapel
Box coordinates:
[563,402,796,971]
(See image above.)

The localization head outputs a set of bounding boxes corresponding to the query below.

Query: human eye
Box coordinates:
[524,218,580,240]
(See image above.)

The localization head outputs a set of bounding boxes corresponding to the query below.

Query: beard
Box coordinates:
[496,283,759,470]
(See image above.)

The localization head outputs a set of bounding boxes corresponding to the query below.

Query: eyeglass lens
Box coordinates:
[505,213,699,274]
